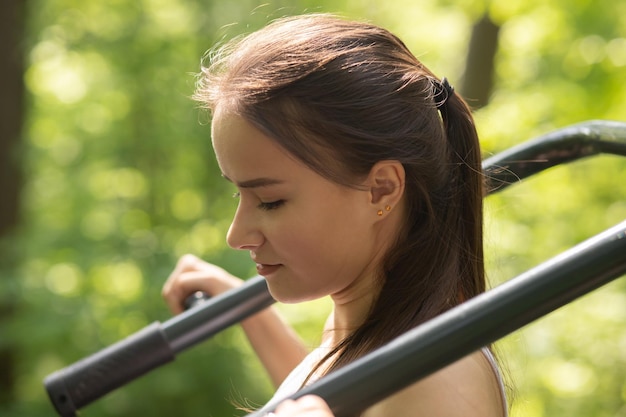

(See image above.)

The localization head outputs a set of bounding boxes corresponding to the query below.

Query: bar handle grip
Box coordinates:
[44,322,175,417]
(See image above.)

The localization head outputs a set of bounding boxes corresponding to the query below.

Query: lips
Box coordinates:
[255,263,282,276]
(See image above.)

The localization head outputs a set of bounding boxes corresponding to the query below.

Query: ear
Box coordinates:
[366,160,405,211]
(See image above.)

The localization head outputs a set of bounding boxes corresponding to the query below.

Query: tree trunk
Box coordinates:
[0,0,26,406]
[460,14,500,109]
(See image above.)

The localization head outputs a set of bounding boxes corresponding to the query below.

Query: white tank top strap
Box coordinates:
[480,347,509,417]
[270,344,330,402]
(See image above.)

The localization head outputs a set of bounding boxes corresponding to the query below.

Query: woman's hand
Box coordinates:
[272,396,334,417]
[162,254,243,314]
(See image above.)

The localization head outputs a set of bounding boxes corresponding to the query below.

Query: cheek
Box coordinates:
[281,210,373,274]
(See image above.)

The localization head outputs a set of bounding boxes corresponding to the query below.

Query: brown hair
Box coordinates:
[195,13,485,381]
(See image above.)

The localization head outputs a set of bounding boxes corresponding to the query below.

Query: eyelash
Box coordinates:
[232,192,285,211]
[258,200,285,211]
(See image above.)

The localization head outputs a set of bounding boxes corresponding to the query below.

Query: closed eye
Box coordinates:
[258,200,285,211]
[232,191,284,211]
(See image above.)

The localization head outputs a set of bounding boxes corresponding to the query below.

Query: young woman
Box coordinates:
[162,14,508,417]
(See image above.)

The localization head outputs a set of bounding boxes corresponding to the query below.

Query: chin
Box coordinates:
[267,285,320,304]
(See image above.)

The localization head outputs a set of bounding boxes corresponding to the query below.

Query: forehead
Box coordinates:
[210,110,301,181]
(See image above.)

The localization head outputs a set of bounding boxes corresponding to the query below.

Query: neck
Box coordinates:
[324,201,405,346]
[325,278,378,345]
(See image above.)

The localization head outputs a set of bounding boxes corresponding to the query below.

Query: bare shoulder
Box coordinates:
[363,350,505,417]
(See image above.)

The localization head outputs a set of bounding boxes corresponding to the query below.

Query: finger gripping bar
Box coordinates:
[44,322,174,417]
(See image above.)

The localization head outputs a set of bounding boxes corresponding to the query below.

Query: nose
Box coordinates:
[226,205,264,250]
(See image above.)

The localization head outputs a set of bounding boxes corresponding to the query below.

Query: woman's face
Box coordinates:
[211,111,388,304]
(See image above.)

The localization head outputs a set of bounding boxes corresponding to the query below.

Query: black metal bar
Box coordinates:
[42,120,626,416]
[44,323,175,417]
[162,275,273,352]
[250,220,626,417]
[483,120,626,193]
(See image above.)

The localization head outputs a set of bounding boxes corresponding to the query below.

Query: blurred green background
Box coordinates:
[1,0,625,416]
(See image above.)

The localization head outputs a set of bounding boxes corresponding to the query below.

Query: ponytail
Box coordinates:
[438,81,485,299]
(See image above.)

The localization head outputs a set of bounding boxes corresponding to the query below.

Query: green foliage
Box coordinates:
[3,0,624,416]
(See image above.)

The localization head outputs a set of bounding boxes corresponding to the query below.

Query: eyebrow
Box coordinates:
[222,175,285,189]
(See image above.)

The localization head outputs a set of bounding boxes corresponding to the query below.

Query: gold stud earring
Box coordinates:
[378,205,392,216]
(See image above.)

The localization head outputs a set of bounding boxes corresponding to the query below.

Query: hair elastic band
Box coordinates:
[433,77,455,109]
